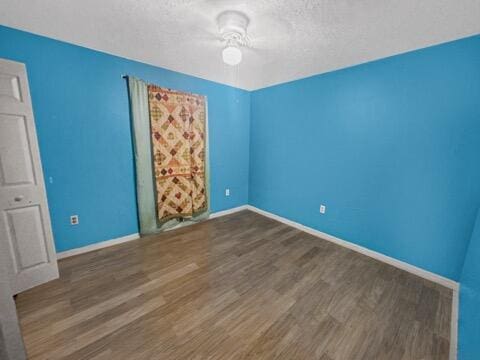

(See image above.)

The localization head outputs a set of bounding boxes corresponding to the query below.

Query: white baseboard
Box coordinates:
[57,205,459,291]
[56,233,140,259]
[56,205,249,259]
[209,205,249,219]
[246,205,459,291]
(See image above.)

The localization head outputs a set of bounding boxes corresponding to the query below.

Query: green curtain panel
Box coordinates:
[127,76,210,235]
[127,77,157,234]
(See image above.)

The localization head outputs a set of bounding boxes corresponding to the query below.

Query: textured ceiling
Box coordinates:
[0,0,479,90]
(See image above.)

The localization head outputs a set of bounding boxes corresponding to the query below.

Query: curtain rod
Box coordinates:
[121,75,206,98]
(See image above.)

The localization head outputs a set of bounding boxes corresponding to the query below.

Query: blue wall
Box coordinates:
[459,210,480,359]
[0,25,250,252]
[250,35,480,281]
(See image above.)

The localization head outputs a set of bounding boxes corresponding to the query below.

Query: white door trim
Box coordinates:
[0,240,26,359]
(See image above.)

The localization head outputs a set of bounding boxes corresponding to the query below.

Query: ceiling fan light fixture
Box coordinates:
[222,44,242,66]
[217,10,249,66]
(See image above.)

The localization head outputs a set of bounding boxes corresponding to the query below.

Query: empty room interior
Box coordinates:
[1,1,480,359]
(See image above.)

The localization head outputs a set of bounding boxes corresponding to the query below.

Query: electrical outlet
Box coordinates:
[319,205,326,214]
[70,215,79,225]
[225,188,230,197]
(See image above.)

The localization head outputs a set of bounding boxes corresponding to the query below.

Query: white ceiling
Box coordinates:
[1,0,479,90]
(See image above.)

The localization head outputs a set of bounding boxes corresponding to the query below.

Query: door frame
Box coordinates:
[0,247,26,360]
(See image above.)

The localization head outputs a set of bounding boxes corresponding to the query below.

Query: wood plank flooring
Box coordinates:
[15,210,452,359]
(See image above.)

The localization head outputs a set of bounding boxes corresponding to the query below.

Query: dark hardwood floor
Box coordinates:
[15,210,452,359]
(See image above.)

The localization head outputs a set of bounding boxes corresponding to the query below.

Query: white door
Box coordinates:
[0,58,58,295]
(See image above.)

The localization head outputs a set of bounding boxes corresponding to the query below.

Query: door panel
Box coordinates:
[0,72,22,103]
[0,58,58,294]
[5,206,49,270]
[0,114,36,185]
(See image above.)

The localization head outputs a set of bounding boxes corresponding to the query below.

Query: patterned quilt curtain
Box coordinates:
[148,86,208,224]
[127,76,209,235]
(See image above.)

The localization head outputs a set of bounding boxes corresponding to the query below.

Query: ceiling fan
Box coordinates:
[175,2,292,69]
[216,10,249,66]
